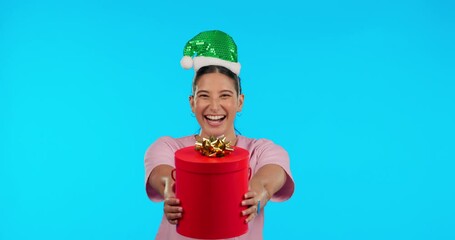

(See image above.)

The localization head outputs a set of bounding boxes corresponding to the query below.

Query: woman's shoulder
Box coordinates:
[151,135,195,148]
[145,135,195,156]
[237,135,286,152]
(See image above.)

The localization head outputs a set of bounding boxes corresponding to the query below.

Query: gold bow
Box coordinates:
[194,135,234,157]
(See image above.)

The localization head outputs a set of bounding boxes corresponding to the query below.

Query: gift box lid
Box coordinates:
[175,146,249,173]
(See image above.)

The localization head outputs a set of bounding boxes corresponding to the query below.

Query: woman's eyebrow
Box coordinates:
[196,90,209,94]
[219,90,234,94]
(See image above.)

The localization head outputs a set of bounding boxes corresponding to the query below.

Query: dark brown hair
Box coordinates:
[192,65,242,95]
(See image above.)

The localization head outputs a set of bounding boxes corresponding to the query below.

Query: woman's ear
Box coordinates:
[237,94,244,112]
[189,95,195,113]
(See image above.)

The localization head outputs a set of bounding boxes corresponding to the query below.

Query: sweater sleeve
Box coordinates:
[253,139,295,202]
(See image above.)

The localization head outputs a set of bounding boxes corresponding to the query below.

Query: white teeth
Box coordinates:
[206,115,224,120]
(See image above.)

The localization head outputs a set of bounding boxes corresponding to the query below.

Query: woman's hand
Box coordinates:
[163,177,182,225]
[164,196,182,225]
[149,165,183,225]
[241,164,287,223]
[241,181,270,223]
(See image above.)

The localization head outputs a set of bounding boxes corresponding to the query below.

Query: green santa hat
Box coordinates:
[180,30,241,75]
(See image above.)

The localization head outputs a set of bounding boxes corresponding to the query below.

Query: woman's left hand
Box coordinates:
[241,181,271,223]
[241,164,287,223]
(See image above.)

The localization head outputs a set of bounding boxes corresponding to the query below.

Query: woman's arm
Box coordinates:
[242,164,287,223]
[148,164,182,225]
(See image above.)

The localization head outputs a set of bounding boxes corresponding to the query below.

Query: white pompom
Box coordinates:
[180,56,193,69]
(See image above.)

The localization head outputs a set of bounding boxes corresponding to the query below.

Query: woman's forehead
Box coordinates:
[195,73,236,90]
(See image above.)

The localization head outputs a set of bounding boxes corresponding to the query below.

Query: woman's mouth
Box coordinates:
[204,115,226,126]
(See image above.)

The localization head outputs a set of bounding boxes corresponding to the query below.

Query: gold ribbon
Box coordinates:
[194,135,234,157]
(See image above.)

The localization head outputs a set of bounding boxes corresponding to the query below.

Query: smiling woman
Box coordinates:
[190,66,244,142]
[144,30,295,240]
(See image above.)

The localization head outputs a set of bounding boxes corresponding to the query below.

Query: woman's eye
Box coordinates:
[220,94,231,99]
[198,94,209,98]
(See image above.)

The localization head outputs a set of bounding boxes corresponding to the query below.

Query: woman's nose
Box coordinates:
[209,98,221,111]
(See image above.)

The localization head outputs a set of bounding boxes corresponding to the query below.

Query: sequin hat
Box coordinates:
[180,30,241,75]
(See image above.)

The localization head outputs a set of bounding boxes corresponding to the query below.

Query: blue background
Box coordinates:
[1,0,454,239]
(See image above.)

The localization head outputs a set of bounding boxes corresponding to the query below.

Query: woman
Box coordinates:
[144,30,294,240]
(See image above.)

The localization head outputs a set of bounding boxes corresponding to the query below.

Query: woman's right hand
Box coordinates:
[163,178,182,225]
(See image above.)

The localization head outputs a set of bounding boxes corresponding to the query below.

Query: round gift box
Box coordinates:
[174,146,250,239]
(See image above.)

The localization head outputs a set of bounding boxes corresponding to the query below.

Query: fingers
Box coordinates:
[164,197,182,225]
[243,191,257,200]
[242,191,257,207]
[241,204,259,222]
[164,210,182,224]
[244,210,257,223]
[241,191,260,223]
[164,197,180,207]
[168,219,179,225]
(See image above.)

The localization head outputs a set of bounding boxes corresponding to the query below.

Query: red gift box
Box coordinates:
[173,146,250,239]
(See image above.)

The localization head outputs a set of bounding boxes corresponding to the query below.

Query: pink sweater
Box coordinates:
[144,135,295,240]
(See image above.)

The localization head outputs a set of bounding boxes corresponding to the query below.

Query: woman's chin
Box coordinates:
[201,127,226,138]
[203,131,224,138]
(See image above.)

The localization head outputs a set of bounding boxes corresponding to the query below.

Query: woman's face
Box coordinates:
[190,72,244,141]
